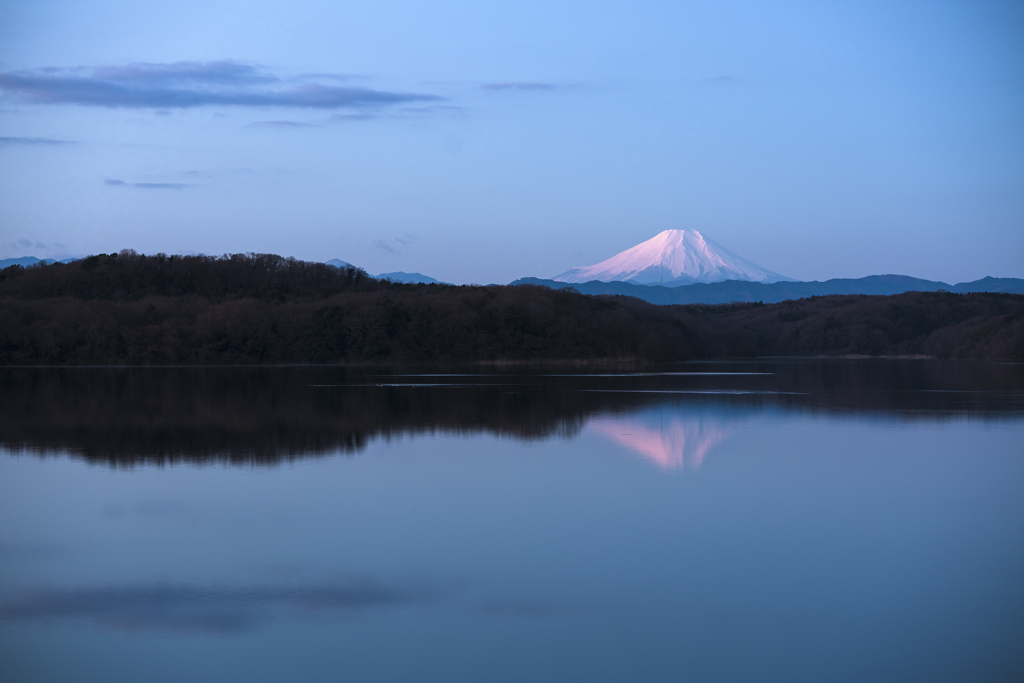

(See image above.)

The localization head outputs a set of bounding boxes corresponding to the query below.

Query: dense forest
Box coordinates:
[1,251,1022,364]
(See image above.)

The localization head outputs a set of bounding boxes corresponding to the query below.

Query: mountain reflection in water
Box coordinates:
[588,408,732,470]
[3,360,1023,683]
[1,360,1022,467]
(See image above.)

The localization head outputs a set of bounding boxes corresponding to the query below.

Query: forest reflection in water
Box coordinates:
[2,359,1022,468]
[2,360,1024,683]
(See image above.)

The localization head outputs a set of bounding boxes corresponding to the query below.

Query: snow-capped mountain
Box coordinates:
[553,229,792,285]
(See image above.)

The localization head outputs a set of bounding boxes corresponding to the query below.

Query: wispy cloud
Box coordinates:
[0,135,73,145]
[481,82,561,92]
[373,239,400,254]
[327,105,465,123]
[0,61,442,111]
[374,234,419,253]
[105,178,189,189]
[7,238,49,250]
[295,72,359,83]
[331,112,383,121]
[398,105,465,117]
[247,120,315,128]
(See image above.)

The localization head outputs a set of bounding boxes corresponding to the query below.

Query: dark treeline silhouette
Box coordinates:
[0,250,372,301]
[1,251,1023,364]
[3,362,1021,466]
[695,290,1024,359]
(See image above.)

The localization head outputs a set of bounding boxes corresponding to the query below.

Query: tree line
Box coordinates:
[1,251,1022,364]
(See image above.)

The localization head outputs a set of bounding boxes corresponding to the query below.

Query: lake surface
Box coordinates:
[1,360,1022,682]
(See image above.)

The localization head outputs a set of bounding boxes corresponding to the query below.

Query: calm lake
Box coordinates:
[1,360,1022,682]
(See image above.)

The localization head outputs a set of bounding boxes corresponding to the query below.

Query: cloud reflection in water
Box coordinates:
[0,581,423,632]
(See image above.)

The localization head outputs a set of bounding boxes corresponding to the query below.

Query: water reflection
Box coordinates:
[588,407,732,470]
[0,581,423,633]
[2,361,1023,683]
[1,361,1021,467]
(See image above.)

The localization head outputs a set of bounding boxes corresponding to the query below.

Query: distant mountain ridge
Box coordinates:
[8,255,1018,303]
[0,256,78,268]
[375,271,444,285]
[513,275,1024,305]
[325,258,447,285]
[554,229,792,285]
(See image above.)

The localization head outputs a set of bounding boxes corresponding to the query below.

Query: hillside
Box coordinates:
[1,252,1022,364]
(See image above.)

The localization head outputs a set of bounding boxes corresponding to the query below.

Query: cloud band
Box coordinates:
[0,61,441,110]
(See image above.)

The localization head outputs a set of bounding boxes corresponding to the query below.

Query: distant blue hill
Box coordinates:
[948,276,1024,294]
[0,256,79,269]
[324,259,446,285]
[376,271,447,285]
[511,275,1024,305]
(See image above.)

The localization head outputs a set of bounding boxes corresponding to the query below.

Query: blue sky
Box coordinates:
[0,0,1021,284]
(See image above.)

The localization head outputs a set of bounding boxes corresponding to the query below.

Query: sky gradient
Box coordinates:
[1,0,1022,284]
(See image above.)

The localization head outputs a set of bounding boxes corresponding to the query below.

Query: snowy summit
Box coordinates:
[553,229,792,285]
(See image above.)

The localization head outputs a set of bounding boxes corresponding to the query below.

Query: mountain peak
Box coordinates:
[553,229,791,285]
